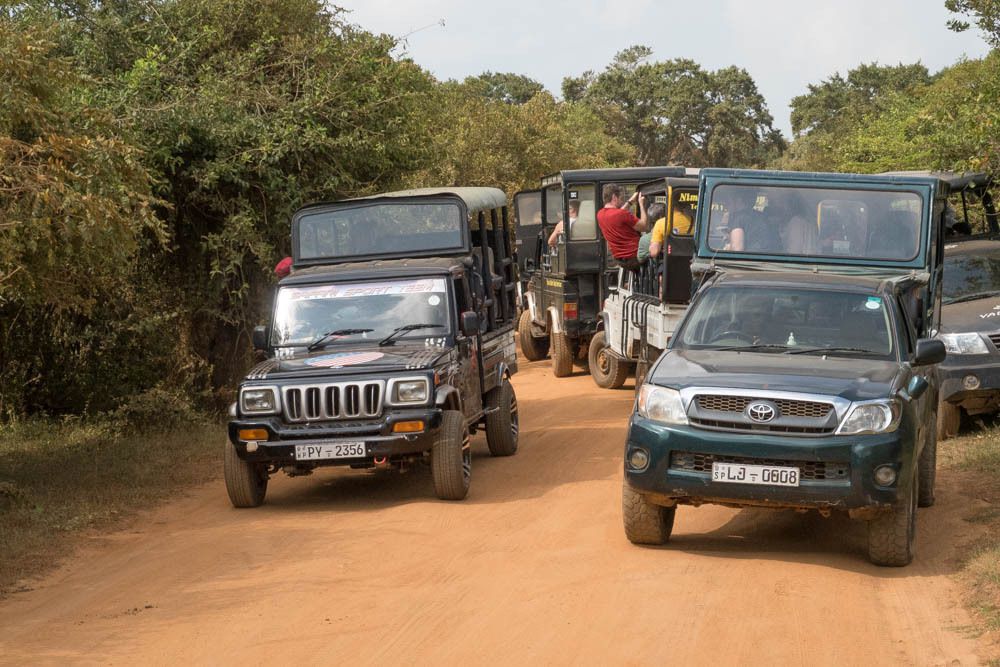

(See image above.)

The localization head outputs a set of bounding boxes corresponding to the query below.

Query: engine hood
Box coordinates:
[243,344,447,381]
[651,349,903,402]
[941,297,1000,334]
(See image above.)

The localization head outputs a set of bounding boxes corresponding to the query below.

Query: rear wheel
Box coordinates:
[518,310,549,361]
[622,479,676,545]
[431,410,471,500]
[485,379,518,457]
[551,329,574,377]
[867,473,917,566]
[589,330,631,389]
[223,441,268,508]
[936,397,960,441]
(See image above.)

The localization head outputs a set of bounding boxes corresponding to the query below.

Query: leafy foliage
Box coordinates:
[946,0,1000,45]
[463,72,546,105]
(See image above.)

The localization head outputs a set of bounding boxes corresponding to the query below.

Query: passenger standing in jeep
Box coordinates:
[597,183,648,270]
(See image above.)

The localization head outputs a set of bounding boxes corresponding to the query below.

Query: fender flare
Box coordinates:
[435,385,462,413]
[546,306,563,334]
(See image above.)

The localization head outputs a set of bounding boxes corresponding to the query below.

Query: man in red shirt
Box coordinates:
[596,184,648,270]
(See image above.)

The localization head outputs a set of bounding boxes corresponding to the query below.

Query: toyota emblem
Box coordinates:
[746,401,778,423]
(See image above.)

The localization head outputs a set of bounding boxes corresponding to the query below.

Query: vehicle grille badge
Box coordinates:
[746,401,778,423]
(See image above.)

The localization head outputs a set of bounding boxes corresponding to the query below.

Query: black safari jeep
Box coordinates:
[625,169,951,566]
[226,188,520,506]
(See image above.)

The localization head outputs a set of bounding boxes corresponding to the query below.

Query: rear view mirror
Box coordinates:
[252,325,268,352]
[914,338,946,366]
[461,311,480,337]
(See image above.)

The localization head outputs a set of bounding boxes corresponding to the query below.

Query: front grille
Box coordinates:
[695,394,832,419]
[689,417,833,435]
[989,333,1000,349]
[670,451,850,481]
[283,381,383,422]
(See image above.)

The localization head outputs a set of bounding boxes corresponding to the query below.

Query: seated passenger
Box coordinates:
[648,204,693,259]
[637,203,667,263]
[868,209,919,259]
[548,201,580,249]
[769,191,817,254]
[725,189,778,253]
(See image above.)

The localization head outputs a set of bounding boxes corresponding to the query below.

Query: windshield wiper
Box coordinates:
[307,328,374,352]
[943,290,1000,305]
[715,344,790,352]
[378,324,444,347]
[786,346,875,356]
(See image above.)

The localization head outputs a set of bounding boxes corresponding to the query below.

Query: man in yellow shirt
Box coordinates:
[647,207,693,259]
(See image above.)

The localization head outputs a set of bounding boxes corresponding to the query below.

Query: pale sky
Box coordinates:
[335,0,991,138]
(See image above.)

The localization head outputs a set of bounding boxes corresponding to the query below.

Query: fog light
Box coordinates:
[238,428,268,441]
[629,448,650,471]
[246,441,259,453]
[874,465,897,486]
[392,420,425,433]
[963,374,980,390]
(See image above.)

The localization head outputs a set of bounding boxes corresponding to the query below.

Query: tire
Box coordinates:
[936,397,960,441]
[485,379,519,457]
[223,441,268,508]
[867,473,917,566]
[588,330,631,389]
[634,359,650,400]
[622,479,676,545]
[918,426,937,508]
[551,329,574,377]
[432,410,471,500]
[518,310,549,361]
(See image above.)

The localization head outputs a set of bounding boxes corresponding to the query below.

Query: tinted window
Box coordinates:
[677,285,895,358]
[707,185,923,261]
[568,184,597,240]
[298,203,463,261]
[943,245,1000,302]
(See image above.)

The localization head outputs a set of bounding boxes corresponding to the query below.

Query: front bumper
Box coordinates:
[624,415,913,515]
[938,357,1000,413]
[228,408,443,466]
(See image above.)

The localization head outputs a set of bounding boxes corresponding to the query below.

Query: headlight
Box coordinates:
[637,385,688,425]
[938,333,988,355]
[837,400,900,435]
[241,388,277,414]
[394,379,428,403]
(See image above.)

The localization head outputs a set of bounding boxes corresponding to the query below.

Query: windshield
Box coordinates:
[943,247,1000,302]
[296,202,464,262]
[676,285,895,358]
[706,184,923,261]
[271,278,451,347]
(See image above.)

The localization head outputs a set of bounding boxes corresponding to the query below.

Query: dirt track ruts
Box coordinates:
[0,358,991,665]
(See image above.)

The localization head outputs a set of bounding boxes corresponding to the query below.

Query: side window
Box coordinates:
[569,184,597,240]
[543,184,563,227]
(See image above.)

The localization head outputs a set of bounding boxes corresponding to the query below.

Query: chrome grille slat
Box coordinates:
[670,451,849,481]
[282,381,383,422]
[695,394,832,419]
[989,332,1000,348]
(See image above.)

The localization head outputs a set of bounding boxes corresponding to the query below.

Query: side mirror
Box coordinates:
[252,325,268,352]
[906,375,929,401]
[461,311,480,337]
[914,338,946,366]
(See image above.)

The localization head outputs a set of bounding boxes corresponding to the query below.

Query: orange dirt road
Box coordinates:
[0,359,991,665]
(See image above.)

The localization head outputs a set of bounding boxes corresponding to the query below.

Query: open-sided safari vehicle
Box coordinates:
[514,167,691,377]
[591,173,699,390]
[624,169,950,566]
[226,188,520,505]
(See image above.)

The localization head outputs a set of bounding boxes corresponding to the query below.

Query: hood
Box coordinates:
[244,343,447,381]
[651,349,902,402]
[941,297,1000,334]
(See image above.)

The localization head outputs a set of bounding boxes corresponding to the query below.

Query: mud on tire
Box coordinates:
[866,474,917,566]
[432,410,471,500]
[622,479,676,545]
[518,310,549,361]
[551,329,574,377]
[485,378,519,457]
[224,440,268,508]
[589,330,631,389]
[917,426,937,508]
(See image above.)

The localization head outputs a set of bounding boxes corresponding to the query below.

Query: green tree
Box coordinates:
[463,72,546,104]
[563,46,783,167]
[946,0,1000,45]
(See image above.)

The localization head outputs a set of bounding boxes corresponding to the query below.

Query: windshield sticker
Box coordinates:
[289,279,446,301]
[305,351,385,368]
[428,295,441,306]
[865,297,881,310]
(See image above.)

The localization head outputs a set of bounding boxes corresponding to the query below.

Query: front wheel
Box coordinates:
[936,397,960,441]
[518,310,549,361]
[432,410,471,500]
[223,441,268,508]
[918,427,937,508]
[866,474,917,566]
[485,379,519,457]
[589,330,631,389]
[622,479,676,545]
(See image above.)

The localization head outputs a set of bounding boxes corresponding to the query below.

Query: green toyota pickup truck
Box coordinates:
[623,169,949,566]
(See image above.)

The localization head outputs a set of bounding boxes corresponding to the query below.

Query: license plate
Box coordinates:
[711,462,800,487]
[295,442,366,460]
